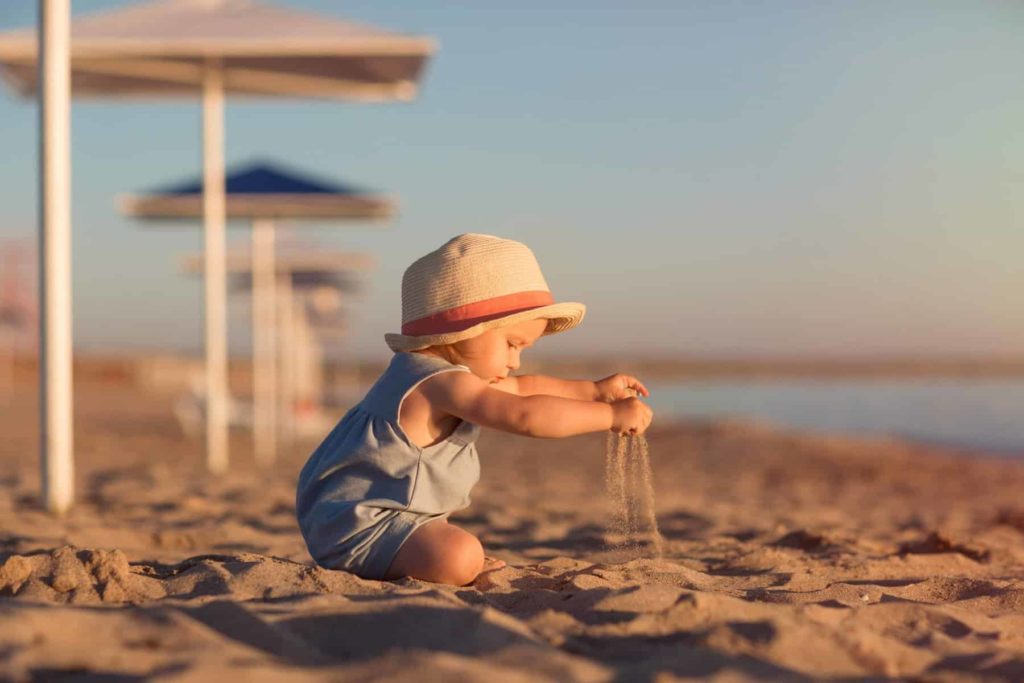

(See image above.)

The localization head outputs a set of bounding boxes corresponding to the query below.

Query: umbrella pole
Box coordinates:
[294,295,311,414]
[202,60,228,474]
[0,332,11,405]
[277,270,295,449]
[251,218,277,466]
[39,0,74,515]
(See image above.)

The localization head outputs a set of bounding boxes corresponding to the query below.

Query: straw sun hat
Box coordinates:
[385,233,586,352]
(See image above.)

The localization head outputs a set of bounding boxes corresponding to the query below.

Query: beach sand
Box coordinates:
[2,376,1024,681]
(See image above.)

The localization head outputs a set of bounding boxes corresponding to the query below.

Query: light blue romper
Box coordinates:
[295,352,481,579]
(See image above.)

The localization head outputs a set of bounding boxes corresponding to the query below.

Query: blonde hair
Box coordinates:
[414,343,465,366]
[411,315,554,366]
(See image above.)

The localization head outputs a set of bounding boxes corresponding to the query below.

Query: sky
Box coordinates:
[0,0,1022,363]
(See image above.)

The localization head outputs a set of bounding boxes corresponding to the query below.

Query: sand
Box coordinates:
[605,433,664,557]
[3,377,1024,681]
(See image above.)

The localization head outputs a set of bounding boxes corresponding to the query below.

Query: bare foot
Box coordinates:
[472,556,508,589]
[481,556,506,573]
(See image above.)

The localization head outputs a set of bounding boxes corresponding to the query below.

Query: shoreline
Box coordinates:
[7,351,1024,384]
[2,374,1024,679]
[7,353,1022,458]
[666,415,1024,462]
[677,415,1024,462]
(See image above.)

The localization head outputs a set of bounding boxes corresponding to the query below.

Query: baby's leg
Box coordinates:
[385,519,500,585]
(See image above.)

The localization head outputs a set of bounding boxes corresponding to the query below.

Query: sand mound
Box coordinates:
[0,545,376,604]
[2,382,1024,680]
[0,546,152,603]
[10,541,1024,679]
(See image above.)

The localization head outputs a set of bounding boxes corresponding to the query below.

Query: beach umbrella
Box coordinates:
[14,0,73,515]
[0,242,37,404]
[0,0,434,503]
[120,160,392,465]
[181,246,373,451]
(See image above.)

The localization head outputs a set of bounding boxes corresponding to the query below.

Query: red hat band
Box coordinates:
[401,290,553,336]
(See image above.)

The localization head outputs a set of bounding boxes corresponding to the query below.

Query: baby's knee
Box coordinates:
[443,532,484,586]
[387,522,485,585]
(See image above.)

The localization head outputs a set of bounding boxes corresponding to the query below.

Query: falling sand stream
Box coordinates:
[605,433,664,557]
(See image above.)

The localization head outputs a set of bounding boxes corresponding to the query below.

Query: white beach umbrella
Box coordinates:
[181,246,372,450]
[19,0,73,515]
[0,0,435,509]
[120,160,393,466]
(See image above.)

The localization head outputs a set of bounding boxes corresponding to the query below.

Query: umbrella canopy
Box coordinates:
[228,271,360,294]
[0,0,435,100]
[0,0,435,494]
[119,160,395,220]
[182,244,368,451]
[179,241,372,447]
[179,245,370,295]
[181,247,373,274]
[123,159,390,469]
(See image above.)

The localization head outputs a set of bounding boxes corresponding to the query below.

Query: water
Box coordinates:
[644,377,1024,457]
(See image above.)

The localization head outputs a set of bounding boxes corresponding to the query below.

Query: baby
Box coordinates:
[295,233,653,586]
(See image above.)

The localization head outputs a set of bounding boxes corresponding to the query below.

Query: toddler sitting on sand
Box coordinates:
[295,233,653,586]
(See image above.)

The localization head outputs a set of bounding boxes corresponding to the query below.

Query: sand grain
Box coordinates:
[2,379,1024,681]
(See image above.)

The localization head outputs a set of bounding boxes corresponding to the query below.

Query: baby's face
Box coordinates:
[452,318,548,383]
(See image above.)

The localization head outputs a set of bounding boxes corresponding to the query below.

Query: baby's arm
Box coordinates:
[498,373,649,403]
[498,375,597,401]
[421,371,618,438]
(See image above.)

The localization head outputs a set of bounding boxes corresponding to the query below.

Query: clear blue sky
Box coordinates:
[1,1,1022,362]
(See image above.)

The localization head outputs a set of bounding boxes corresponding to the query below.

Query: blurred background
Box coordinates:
[1,0,1022,455]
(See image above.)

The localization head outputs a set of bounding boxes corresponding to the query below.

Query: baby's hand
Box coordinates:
[610,397,654,435]
[596,373,650,403]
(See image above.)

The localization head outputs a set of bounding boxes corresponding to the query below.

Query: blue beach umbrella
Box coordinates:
[0,0,434,502]
[121,160,391,465]
[120,160,394,221]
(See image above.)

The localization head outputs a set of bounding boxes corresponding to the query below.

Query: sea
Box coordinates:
[643,377,1024,458]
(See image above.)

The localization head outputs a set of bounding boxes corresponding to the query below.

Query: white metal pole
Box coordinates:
[308,312,324,417]
[251,218,277,466]
[39,0,73,515]
[293,294,308,408]
[202,60,228,474]
[0,325,14,405]
[293,298,321,412]
[276,271,294,448]
[300,300,325,418]
[0,335,11,405]
[292,293,311,435]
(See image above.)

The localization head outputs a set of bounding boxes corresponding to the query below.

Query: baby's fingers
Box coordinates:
[623,375,650,397]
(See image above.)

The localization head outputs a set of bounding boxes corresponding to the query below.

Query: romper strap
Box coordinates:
[361,352,470,423]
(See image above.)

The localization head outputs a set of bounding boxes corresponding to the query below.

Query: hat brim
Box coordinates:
[385,302,586,352]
